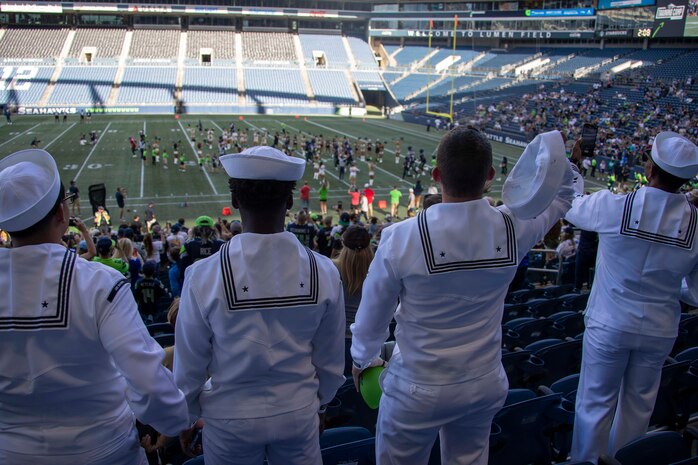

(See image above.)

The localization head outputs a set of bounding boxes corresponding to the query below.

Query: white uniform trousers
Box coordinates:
[571,323,675,464]
[376,365,508,465]
[202,402,321,465]
[0,422,147,465]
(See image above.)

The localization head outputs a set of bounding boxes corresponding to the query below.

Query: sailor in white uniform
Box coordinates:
[567,132,698,464]
[174,146,346,465]
[351,128,583,465]
[0,149,189,465]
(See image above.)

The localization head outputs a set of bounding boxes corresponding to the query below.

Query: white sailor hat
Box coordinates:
[502,130,567,220]
[0,149,61,232]
[220,146,305,181]
[651,131,698,179]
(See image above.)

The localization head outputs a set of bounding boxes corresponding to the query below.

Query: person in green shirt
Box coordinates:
[162,149,169,169]
[92,237,129,276]
[389,186,402,218]
[318,179,329,216]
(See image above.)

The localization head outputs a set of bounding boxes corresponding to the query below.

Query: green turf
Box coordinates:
[0,114,606,228]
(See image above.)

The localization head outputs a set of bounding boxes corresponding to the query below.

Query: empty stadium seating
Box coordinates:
[129,29,180,59]
[182,67,237,104]
[347,36,378,69]
[117,67,177,104]
[186,29,235,62]
[49,66,117,105]
[392,46,432,67]
[242,32,296,63]
[307,70,355,104]
[300,34,349,68]
[0,66,54,106]
[0,28,69,60]
[68,28,126,60]
[244,68,308,105]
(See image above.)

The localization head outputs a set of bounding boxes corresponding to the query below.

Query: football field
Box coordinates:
[0,114,606,226]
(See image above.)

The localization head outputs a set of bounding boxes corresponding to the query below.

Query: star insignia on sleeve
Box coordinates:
[496,246,502,253]
[242,286,249,292]
[440,251,445,258]
[300,282,305,288]
[679,229,682,234]
[41,301,48,308]
[635,220,639,225]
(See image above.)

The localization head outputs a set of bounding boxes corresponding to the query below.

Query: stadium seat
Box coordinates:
[543,284,576,299]
[504,318,562,348]
[527,298,564,318]
[146,322,174,337]
[525,338,564,353]
[599,431,691,465]
[673,316,698,355]
[320,426,372,448]
[675,347,698,363]
[506,288,546,304]
[550,311,585,339]
[562,293,589,311]
[489,393,567,465]
[542,373,580,401]
[153,333,174,348]
[501,350,544,389]
[504,388,537,406]
[531,339,583,388]
[322,437,376,465]
[502,303,530,323]
[650,360,692,429]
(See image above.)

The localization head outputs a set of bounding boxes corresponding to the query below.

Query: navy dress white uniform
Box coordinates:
[351,132,583,465]
[174,146,346,465]
[0,149,189,465]
[566,132,698,463]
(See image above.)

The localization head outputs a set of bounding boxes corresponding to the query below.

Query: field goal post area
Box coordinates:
[424,16,469,124]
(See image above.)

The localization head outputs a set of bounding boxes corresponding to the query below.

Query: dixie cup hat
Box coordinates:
[220,145,305,181]
[651,131,698,179]
[502,130,569,220]
[0,149,61,232]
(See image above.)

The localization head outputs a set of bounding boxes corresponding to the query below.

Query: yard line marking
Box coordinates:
[0,123,41,148]
[177,119,218,195]
[140,121,146,198]
[74,122,112,181]
[44,122,77,149]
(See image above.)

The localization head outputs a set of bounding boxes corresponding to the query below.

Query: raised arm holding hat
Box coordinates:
[565,131,698,464]
[174,146,345,465]
[0,149,189,465]
[350,128,582,465]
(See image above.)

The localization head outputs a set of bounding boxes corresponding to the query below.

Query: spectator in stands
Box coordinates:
[175,146,345,465]
[145,203,157,232]
[143,233,163,275]
[179,216,224,277]
[316,216,334,258]
[287,210,316,249]
[168,248,182,298]
[566,133,698,464]
[331,212,351,258]
[0,149,188,464]
[351,128,582,465]
[93,237,129,276]
[134,261,172,323]
[333,225,373,337]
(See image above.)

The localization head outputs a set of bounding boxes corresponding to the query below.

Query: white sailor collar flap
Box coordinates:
[0,247,75,330]
[620,189,697,250]
[417,203,518,274]
[219,236,319,311]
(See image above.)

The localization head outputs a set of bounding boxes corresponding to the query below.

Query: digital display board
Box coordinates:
[685,0,698,37]
[652,0,688,37]
[597,0,656,10]
[634,26,654,36]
